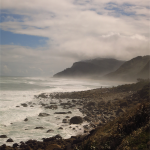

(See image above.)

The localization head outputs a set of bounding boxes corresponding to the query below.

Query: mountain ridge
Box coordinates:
[53,58,125,78]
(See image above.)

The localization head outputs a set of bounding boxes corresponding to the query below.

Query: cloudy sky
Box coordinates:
[0,0,149,76]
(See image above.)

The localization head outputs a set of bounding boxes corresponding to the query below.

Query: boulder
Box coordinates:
[47,129,54,133]
[13,143,19,148]
[21,103,28,107]
[24,118,28,121]
[45,105,58,109]
[38,113,50,117]
[38,93,47,98]
[50,102,56,104]
[70,116,83,124]
[0,135,7,138]
[54,112,67,114]
[34,127,44,129]
[68,111,72,114]
[62,119,69,123]
[7,138,14,142]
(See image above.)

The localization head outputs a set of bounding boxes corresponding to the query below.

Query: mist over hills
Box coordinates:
[104,55,150,81]
[53,55,150,81]
[53,58,125,78]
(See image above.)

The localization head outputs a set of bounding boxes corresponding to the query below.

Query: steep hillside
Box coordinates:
[104,55,150,81]
[53,58,125,78]
[137,60,150,79]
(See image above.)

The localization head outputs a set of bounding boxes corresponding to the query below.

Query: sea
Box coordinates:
[0,76,114,146]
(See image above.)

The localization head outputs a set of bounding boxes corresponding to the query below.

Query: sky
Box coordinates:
[0,0,150,77]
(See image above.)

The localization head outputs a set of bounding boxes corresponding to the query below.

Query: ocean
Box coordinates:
[0,76,112,146]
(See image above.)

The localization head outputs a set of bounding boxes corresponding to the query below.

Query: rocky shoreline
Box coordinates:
[0,81,149,150]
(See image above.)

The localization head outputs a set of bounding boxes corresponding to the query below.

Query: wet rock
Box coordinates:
[65,116,70,118]
[50,102,57,104]
[38,113,50,117]
[72,99,76,103]
[70,116,83,124]
[34,127,44,129]
[58,127,63,130]
[54,112,67,114]
[24,118,28,121]
[38,93,47,98]
[6,138,14,142]
[13,143,19,148]
[21,103,28,107]
[68,111,72,114]
[45,105,58,109]
[62,119,69,123]
[47,129,54,133]
[0,135,7,138]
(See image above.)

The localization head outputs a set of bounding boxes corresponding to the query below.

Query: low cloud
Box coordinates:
[0,0,149,76]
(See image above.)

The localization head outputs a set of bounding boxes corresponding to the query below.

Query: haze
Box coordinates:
[0,0,149,76]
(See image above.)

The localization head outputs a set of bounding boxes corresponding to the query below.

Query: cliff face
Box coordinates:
[104,55,150,81]
[53,58,125,78]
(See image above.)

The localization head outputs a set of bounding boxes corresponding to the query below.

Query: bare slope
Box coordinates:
[53,58,125,78]
[104,55,150,81]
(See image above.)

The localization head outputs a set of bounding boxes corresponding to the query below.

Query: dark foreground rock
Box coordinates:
[6,138,13,142]
[0,135,7,138]
[70,116,83,124]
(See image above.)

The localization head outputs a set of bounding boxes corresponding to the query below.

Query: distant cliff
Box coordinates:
[53,58,125,78]
[104,55,150,81]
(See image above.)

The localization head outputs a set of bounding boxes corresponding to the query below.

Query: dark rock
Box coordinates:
[55,134,62,139]
[70,116,83,124]
[58,127,63,130]
[62,119,69,123]
[50,102,57,104]
[46,129,54,133]
[13,143,19,148]
[45,105,58,109]
[24,118,28,121]
[34,127,44,129]
[60,103,71,106]
[38,113,50,117]
[21,103,28,107]
[65,116,70,118]
[7,138,14,142]
[54,112,67,114]
[68,111,72,114]
[72,100,76,103]
[16,106,20,107]
[38,93,47,98]
[0,135,7,138]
